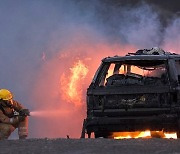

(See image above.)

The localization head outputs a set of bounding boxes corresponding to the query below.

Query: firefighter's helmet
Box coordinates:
[0,89,13,100]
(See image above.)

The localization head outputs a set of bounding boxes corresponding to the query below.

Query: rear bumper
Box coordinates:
[85,114,179,133]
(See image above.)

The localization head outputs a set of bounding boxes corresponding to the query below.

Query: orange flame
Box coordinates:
[113,130,151,139]
[112,131,177,139]
[164,132,177,139]
[60,60,88,106]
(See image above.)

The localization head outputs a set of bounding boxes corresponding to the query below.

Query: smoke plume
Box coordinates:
[0,0,179,138]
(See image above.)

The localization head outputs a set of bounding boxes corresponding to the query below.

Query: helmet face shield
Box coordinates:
[6,99,13,106]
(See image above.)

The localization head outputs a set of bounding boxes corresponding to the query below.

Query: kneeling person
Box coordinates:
[0,89,30,140]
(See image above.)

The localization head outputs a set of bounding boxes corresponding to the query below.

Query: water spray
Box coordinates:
[30,110,70,117]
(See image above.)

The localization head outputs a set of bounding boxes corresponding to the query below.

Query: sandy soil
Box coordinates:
[1,138,180,154]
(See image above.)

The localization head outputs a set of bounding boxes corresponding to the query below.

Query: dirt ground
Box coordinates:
[1,138,180,154]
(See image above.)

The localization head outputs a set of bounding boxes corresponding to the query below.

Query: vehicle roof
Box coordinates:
[102,54,180,62]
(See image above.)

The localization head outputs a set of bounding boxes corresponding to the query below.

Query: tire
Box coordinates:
[177,119,180,138]
[94,132,109,138]
[177,130,180,138]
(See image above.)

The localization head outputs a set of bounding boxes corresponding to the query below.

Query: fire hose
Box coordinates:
[14,109,30,117]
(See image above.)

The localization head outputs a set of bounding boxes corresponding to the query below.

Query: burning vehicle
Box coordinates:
[81,47,180,139]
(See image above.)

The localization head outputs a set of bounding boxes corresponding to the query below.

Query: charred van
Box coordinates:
[81,47,180,138]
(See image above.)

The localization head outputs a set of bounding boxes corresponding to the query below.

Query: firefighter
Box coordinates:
[0,89,30,140]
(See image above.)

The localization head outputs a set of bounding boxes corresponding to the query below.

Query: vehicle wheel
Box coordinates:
[94,132,108,138]
[177,119,180,138]
[177,130,180,138]
[87,132,91,138]
[176,119,180,138]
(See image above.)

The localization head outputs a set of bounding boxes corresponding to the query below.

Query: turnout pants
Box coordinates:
[0,117,28,139]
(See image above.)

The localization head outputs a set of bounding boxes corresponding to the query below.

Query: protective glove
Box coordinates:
[19,109,30,116]
[10,116,25,124]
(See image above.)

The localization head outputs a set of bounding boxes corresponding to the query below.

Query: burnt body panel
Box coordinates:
[86,115,178,134]
[83,48,180,138]
[88,85,171,95]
